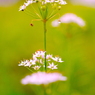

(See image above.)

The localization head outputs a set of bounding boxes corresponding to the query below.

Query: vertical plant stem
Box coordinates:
[44,87,47,95]
[43,20,47,72]
[42,85,47,95]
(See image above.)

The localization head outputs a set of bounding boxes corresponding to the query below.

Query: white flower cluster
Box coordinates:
[19,0,67,11]
[18,50,64,70]
[21,72,67,85]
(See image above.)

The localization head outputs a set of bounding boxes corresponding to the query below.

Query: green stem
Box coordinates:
[43,20,47,72]
[25,67,33,72]
[42,85,47,95]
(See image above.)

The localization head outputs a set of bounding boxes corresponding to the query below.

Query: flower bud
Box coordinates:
[30,23,33,26]
[41,5,46,11]
[58,6,61,10]
[53,3,57,9]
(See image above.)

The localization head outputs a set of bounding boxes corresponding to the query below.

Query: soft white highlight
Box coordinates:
[21,72,67,85]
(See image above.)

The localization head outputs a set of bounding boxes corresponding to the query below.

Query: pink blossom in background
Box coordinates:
[70,0,95,8]
[52,13,85,27]
[51,19,60,27]
[21,72,67,85]
[0,0,19,7]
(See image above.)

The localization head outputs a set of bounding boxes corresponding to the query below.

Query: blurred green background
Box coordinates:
[0,0,95,95]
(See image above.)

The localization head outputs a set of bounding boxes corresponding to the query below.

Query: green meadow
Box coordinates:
[0,0,95,95]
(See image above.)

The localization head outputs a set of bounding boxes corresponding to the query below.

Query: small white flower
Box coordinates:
[18,60,32,67]
[27,0,33,5]
[55,0,59,3]
[39,59,43,64]
[30,59,36,65]
[24,61,31,67]
[33,50,45,58]
[47,63,58,70]
[52,57,59,62]
[18,61,24,66]
[19,5,26,11]
[33,66,41,70]
[46,54,53,59]
[59,0,67,5]
[52,57,64,63]
[58,58,64,63]
[45,0,54,3]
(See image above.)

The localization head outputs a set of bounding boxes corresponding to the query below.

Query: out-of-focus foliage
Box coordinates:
[0,0,95,95]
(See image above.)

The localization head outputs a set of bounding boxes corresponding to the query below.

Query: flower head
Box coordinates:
[21,72,67,85]
[19,5,26,11]
[48,63,58,70]
[18,50,64,71]
[19,0,67,11]
[32,65,41,70]
[33,50,45,59]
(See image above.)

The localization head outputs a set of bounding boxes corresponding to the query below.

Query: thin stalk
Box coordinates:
[31,4,42,19]
[43,20,47,72]
[44,88,47,95]
[24,11,39,19]
[47,10,58,20]
[42,85,47,95]
[25,9,38,17]
[25,67,33,72]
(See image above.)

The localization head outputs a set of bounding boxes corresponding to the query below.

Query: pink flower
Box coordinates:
[60,13,85,27]
[52,13,85,27]
[70,0,95,8]
[21,72,67,85]
[0,0,19,7]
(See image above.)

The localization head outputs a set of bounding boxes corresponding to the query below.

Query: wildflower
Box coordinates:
[60,13,85,27]
[46,54,53,59]
[47,63,58,70]
[18,50,64,71]
[33,50,45,59]
[70,0,95,8]
[39,59,43,64]
[59,0,67,5]
[58,58,64,63]
[21,72,67,85]
[18,60,31,67]
[30,59,36,65]
[52,56,64,63]
[19,0,67,11]
[32,66,41,70]
[19,5,26,11]
[52,13,86,27]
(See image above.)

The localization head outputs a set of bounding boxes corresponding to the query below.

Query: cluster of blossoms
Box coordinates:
[18,50,64,70]
[19,0,67,87]
[52,13,86,27]
[21,72,67,85]
[19,0,67,11]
